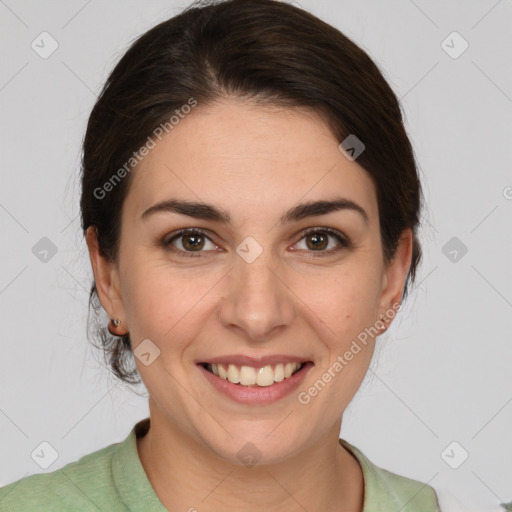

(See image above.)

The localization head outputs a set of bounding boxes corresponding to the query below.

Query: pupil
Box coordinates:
[308,233,327,250]
[184,234,204,250]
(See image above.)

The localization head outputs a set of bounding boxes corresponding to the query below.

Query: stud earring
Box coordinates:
[108,318,125,336]
[378,314,387,332]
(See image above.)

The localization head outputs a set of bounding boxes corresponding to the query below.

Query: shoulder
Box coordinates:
[0,438,125,512]
[364,461,441,512]
[340,439,441,512]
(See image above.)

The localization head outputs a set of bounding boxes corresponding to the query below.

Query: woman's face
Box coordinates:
[89,98,411,464]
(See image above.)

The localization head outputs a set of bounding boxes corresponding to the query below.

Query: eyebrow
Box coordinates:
[140,197,369,226]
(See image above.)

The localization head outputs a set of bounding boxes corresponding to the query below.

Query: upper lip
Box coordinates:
[197,355,310,367]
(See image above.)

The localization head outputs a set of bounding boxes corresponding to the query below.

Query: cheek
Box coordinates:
[119,258,218,343]
[293,265,380,334]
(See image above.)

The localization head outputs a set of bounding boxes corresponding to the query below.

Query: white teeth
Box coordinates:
[256,366,274,387]
[207,362,303,386]
[239,366,256,386]
[274,363,285,382]
[218,364,227,379]
[284,362,295,378]
[227,364,240,384]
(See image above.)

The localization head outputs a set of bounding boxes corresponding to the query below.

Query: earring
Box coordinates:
[378,313,387,332]
[108,318,124,336]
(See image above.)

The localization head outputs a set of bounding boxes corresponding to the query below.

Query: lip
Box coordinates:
[196,354,309,367]
[198,361,314,405]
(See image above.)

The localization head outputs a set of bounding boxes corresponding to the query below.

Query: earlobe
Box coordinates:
[85,226,125,324]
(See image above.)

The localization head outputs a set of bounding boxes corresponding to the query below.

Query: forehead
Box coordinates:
[125,99,378,224]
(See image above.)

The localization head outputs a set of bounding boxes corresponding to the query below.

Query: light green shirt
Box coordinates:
[0,418,440,511]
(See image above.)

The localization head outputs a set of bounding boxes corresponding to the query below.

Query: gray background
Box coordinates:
[1,1,511,510]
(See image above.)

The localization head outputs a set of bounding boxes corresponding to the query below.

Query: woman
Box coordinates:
[0,0,441,510]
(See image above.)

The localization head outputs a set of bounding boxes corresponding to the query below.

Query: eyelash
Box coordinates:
[162,227,351,258]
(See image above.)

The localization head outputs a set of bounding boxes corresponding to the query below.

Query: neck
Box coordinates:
[136,410,364,512]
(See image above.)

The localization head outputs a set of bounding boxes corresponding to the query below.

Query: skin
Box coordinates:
[86,97,412,512]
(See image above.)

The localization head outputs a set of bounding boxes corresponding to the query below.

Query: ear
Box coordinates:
[85,226,125,323]
[377,228,413,322]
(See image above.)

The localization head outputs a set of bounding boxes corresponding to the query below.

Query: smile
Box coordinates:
[202,362,305,387]
[196,356,314,404]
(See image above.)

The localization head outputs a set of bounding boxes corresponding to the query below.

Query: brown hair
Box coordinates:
[81,0,423,385]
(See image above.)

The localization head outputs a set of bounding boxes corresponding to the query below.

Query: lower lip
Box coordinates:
[198,362,313,405]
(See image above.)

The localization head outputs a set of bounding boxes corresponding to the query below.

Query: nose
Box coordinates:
[217,250,295,341]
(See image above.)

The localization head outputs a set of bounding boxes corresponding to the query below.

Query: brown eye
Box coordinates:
[180,233,205,251]
[164,228,217,257]
[294,227,351,255]
[305,232,329,251]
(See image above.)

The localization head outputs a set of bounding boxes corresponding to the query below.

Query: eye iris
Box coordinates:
[306,232,328,250]
[182,233,204,251]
